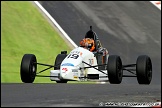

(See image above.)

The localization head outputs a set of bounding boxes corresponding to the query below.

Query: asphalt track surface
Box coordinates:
[1,1,161,107]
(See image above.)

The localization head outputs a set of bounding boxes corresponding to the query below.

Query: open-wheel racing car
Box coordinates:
[20,26,152,84]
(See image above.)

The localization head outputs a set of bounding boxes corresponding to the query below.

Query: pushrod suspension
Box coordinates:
[35,62,54,67]
[122,64,136,67]
[82,61,107,75]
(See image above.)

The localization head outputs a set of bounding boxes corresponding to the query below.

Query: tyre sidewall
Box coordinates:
[20,54,37,83]
[136,55,152,84]
[107,55,123,84]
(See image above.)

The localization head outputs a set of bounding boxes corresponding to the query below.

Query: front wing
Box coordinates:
[50,69,108,81]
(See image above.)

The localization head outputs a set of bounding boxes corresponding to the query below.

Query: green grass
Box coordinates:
[1,1,73,83]
[1,1,96,84]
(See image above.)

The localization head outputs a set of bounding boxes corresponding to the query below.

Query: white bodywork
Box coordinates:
[50,47,108,82]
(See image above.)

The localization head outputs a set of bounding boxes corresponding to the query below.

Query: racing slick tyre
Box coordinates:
[107,55,123,84]
[54,53,68,83]
[20,54,37,83]
[136,55,152,84]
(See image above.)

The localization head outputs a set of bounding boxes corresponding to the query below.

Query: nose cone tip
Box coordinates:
[60,67,72,79]
[60,72,67,79]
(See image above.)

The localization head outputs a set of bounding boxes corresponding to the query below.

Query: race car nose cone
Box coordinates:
[60,68,68,79]
[60,67,73,80]
[60,73,66,79]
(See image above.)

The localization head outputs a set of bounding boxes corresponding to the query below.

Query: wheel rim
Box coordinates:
[147,60,152,81]
[32,66,35,72]
[117,60,122,78]
[30,61,36,79]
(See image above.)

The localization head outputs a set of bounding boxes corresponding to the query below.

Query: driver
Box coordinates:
[84,26,102,51]
[80,38,95,52]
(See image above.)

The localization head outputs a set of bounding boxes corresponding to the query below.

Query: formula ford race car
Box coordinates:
[20,26,152,84]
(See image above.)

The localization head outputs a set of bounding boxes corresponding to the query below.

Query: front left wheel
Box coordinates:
[136,55,152,84]
[107,55,123,84]
[20,54,37,83]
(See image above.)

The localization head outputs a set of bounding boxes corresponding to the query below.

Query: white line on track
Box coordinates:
[34,1,78,48]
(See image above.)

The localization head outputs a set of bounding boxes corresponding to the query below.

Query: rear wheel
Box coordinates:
[20,54,37,83]
[54,53,68,83]
[107,55,123,84]
[136,55,152,84]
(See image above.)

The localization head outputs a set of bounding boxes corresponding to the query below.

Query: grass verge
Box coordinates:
[1,1,72,83]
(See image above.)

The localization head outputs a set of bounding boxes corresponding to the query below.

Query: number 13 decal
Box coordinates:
[67,54,79,59]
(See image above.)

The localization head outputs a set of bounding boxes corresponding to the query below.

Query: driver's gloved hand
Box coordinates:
[97,47,104,54]
[93,51,98,57]
[98,51,103,54]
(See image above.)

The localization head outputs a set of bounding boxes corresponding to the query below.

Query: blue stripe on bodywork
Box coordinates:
[61,63,74,66]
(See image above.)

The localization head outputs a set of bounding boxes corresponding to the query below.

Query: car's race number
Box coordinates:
[67,54,79,59]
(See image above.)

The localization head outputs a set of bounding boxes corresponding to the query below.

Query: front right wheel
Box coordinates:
[20,54,37,83]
